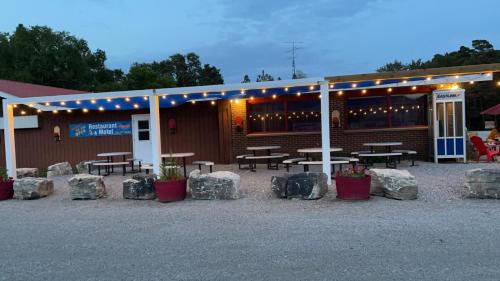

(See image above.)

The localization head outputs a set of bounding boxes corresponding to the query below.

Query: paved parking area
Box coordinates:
[0,162,499,281]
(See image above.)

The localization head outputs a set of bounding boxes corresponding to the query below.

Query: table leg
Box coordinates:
[370,146,374,153]
[305,153,310,161]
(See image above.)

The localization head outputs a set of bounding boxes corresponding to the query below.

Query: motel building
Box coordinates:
[1,63,499,181]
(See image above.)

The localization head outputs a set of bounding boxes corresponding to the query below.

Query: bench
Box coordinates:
[126,158,143,171]
[298,160,350,178]
[93,162,130,176]
[236,154,254,169]
[283,157,307,172]
[358,152,402,169]
[84,160,107,174]
[350,151,371,156]
[192,161,214,173]
[245,153,289,171]
[392,150,418,166]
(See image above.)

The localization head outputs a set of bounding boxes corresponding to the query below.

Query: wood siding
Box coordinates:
[0,102,228,170]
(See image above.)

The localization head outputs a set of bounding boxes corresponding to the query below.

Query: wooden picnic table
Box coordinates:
[297,147,343,160]
[97,152,132,174]
[363,142,402,153]
[161,152,195,178]
[246,146,281,156]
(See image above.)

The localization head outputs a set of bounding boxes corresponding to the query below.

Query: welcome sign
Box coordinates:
[69,121,132,138]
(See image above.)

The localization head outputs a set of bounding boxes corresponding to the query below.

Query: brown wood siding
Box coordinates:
[0,102,224,170]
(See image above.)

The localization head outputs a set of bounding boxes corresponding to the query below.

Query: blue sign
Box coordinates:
[69,121,132,138]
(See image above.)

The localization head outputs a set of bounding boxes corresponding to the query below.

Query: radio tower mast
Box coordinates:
[286,41,303,79]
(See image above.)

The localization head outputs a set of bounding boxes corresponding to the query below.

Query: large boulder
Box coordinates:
[16,168,39,178]
[271,172,328,200]
[47,162,73,177]
[465,168,500,199]
[368,169,418,200]
[68,174,106,200]
[123,174,156,200]
[13,177,54,200]
[189,170,240,200]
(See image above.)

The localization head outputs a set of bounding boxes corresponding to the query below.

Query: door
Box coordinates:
[132,114,152,164]
[435,101,465,158]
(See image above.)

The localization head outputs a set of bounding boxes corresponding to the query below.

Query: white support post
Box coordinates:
[319,81,332,185]
[2,100,17,179]
[149,94,162,176]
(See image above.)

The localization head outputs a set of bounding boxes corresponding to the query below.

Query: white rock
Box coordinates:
[13,177,54,200]
[465,168,500,199]
[368,169,418,200]
[188,170,240,200]
[68,174,106,200]
[16,168,38,178]
[47,162,73,177]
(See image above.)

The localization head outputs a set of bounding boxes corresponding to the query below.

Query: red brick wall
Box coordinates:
[229,92,430,161]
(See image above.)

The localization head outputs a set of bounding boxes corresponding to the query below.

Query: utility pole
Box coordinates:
[285,41,303,79]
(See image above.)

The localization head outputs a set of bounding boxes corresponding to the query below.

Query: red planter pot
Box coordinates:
[335,175,371,200]
[154,179,187,202]
[0,180,14,200]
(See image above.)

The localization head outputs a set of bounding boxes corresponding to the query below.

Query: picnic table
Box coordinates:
[247,146,281,155]
[244,146,287,171]
[161,152,195,178]
[363,142,402,153]
[96,152,132,175]
[297,147,343,160]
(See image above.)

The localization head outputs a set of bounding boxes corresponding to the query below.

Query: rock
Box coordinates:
[271,172,328,200]
[68,174,106,200]
[123,174,156,200]
[13,177,54,200]
[75,161,90,174]
[465,168,500,199]
[189,170,240,200]
[368,169,418,200]
[47,162,73,177]
[16,168,38,178]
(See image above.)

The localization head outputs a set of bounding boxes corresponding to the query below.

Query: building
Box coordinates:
[2,63,500,179]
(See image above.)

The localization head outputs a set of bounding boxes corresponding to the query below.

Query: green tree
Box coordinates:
[241,74,251,83]
[0,24,121,91]
[256,70,274,82]
[377,40,500,130]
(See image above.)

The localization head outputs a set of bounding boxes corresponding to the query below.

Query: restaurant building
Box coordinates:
[1,63,499,178]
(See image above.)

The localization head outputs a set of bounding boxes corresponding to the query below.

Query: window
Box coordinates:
[247,97,321,133]
[137,120,150,141]
[347,93,427,129]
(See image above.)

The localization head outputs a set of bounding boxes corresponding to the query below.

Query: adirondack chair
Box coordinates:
[470,136,499,162]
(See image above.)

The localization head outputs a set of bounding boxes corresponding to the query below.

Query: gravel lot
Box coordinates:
[1,161,499,281]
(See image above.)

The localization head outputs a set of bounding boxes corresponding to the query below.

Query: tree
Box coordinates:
[241,74,251,83]
[294,70,307,79]
[377,40,500,130]
[256,70,274,82]
[0,24,121,91]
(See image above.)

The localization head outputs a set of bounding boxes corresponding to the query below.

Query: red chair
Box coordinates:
[470,136,499,162]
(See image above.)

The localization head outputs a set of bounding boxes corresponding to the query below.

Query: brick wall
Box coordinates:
[229,92,430,162]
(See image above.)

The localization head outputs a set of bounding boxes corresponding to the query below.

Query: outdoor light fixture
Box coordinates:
[352,83,357,88]
[98,106,104,111]
[362,89,367,94]
[375,80,381,85]
[143,96,148,100]
[388,88,393,92]
[162,95,166,99]
[45,102,50,106]
[37,109,42,113]
[203,92,208,97]
[402,80,408,84]
[52,110,58,114]
[66,109,72,113]
[272,94,277,99]
[240,90,245,95]
[497,81,500,86]
[106,98,112,102]
[115,105,121,109]
[171,101,176,105]
[284,87,289,91]
[309,85,314,90]
[76,100,81,105]
[469,81,475,84]
[250,96,254,100]
[60,101,66,105]
[20,110,26,115]
[338,91,343,96]
[91,99,96,104]
[133,104,139,108]
[412,86,417,90]
[191,100,196,104]
[318,94,322,99]
[28,104,34,107]
[426,77,432,81]
[125,97,130,102]
[296,92,301,97]
[82,108,88,113]
[455,75,460,79]
[183,94,188,99]
[262,89,266,94]
[211,101,216,105]
[221,91,225,96]
[329,84,333,89]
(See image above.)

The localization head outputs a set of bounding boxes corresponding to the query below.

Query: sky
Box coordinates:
[1,0,499,83]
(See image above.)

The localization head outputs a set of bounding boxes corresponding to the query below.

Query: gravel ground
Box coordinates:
[1,161,500,281]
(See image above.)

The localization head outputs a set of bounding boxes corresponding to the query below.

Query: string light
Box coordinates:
[115,105,121,109]
[133,104,139,109]
[455,75,460,79]
[125,97,130,102]
[262,89,266,94]
[106,98,112,102]
[91,99,96,104]
[203,92,208,97]
[191,100,196,104]
[486,73,492,77]
[13,104,17,108]
[183,94,188,99]
[426,77,432,81]
[250,96,254,100]
[162,95,167,99]
[76,100,81,105]
[361,89,367,94]
[469,81,475,85]
[45,102,50,106]
[497,81,500,86]
[52,110,58,114]
[66,109,72,113]
[329,84,334,89]
[240,90,245,95]
[170,101,176,105]
[221,92,225,96]
[337,91,343,96]
[20,110,26,115]
[284,87,289,92]
[412,86,417,91]
[60,101,66,106]
[375,80,381,85]
[98,106,104,111]
[272,94,277,99]
[211,101,216,105]
[318,94,322,99]
[143,96,148,100]
[387,88,393,92]
[309,85,314,91]
[37,109,42,113]
[352,83,357,88]
[402,80,408,84]
[82,108,88,113]
[296,92,301,97]
[28,104,34,108]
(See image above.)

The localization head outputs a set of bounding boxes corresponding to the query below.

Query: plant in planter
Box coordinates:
[0,167,14,200]
[154,158,187,202]
[335,165,371,200]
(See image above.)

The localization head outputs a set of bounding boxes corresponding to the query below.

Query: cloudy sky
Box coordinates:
[1,0,499,83]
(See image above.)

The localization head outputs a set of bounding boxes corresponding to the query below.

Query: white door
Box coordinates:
[132,114,153,164]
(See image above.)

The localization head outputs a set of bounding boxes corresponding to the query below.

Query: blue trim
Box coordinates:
[446,138,455,155]
[455,138,464,155]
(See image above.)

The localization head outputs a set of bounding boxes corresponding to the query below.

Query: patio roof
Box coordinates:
[481,104,500,115]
